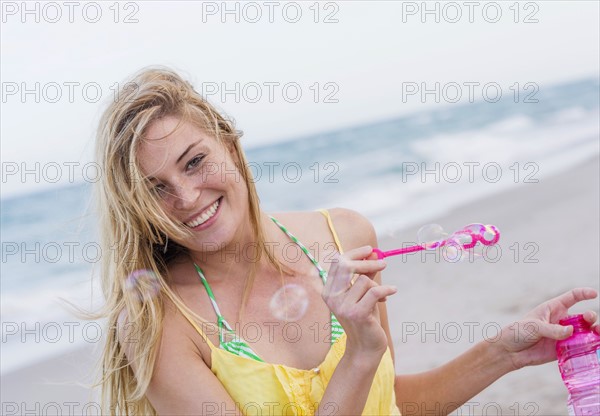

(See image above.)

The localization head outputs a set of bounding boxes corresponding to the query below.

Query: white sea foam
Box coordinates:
[339,108,600,236]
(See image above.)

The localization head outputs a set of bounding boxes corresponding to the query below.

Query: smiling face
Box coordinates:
[136,115,249,252]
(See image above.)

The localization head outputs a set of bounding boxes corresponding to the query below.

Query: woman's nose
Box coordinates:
[172,183,202,211]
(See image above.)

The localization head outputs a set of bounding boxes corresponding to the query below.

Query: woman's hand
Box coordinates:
[497,287,599,371]
[322,246,397,361]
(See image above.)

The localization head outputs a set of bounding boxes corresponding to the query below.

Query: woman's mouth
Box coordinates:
[184,197,222,230]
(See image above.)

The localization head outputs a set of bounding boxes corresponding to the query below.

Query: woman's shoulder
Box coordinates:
[271,207,378,250]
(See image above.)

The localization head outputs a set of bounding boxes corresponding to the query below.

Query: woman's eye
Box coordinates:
[187,155,205,170]
[153,184,167,196]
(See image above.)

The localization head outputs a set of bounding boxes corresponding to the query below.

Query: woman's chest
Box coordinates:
[190,272,337,370]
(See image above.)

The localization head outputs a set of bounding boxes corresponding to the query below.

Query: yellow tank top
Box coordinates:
[174,209,401,415]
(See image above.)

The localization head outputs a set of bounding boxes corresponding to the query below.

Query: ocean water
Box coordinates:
[1,77,599,374]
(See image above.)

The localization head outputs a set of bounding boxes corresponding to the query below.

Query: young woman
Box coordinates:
[94,67,599,415]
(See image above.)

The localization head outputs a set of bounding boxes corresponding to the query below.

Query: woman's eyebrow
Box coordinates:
[146,139,205,182]
[176,139,203,164]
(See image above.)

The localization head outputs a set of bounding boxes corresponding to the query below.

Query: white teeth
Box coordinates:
[185,199,220,228]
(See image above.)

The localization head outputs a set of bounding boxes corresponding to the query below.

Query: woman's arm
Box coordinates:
[394,338,512,414]
[316,245,397,415]
[391,288,599,415]
[312,208,399,414]
[118,303,244,415]
[316,346,388,415]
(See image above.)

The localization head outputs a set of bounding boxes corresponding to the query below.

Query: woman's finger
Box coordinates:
[582,310,598,325]
[344,275,377,304]
[324,252,385,296]
[342,260,386,277]
[342,245,376,260]
[323,253,348,296]
[553,287,598,310]
[536,321,573,340]
[329,249,386,277]
[354,285,398,317]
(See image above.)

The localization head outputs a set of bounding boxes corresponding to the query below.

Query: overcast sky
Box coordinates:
[1,1,599,197]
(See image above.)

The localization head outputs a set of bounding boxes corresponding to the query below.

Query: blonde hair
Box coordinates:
[88,66,289,414]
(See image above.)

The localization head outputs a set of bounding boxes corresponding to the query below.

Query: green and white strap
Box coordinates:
[269,216,345,343]
[194,263,264,362]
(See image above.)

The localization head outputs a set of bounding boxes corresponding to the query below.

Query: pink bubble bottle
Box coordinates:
[556,314,600,416]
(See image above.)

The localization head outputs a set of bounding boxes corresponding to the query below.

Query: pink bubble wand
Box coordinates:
[372,223,500,260]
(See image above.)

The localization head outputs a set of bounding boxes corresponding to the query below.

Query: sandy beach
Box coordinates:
[1,342,102,413]
[2,156,598,415]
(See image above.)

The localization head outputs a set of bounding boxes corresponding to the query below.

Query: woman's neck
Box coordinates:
[186,211,288,285]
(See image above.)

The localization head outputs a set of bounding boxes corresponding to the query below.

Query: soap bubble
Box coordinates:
[125,269,161,300]
[417,224,448,250]
[269,283,309,322]
[441,237,464,263]
[450,230,475,249]
[462,223,487,235]
[441,235,484,263]
[482,224,500,244]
